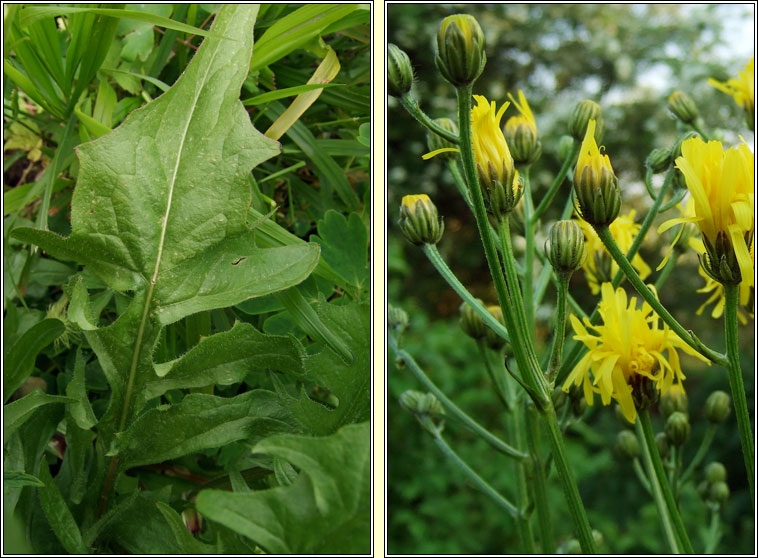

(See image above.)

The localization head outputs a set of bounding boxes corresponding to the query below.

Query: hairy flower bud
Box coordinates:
[388,43,414,97]
[573,120,620,227]
[705,390,731,423]
[569,100,603,141]
[708,481,730,504]
[483,305,507,350]
[646,148,671,173]
[665,411,690,446]
[668,90,698,124]
[388,304,409,334]
[705,462,727,484]
[459,299,486,340]
[435,14,486,86]
[399,194,444,245]
[426,118,459,161]
[546,220,586,275]
[659,385,688,418]
[615,429,640,460]
[399,390,444,417]
[504,90,540,165]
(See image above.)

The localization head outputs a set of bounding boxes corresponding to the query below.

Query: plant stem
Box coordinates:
[502,360,536,554]
[689,120,711,141]
[632,458,652,494]
[635,418,681,553]
[531,142,579,223]
[679,424,716,486]
[389,335,527,460]
[422,244,510,343]
[431,431,521,518]
[546,274,569,384]
[542,406,596,553]
[723,283,754,500]
[497,217,533,353]
[448,161,473,207]
[522,166,536,338]
[638,409,694,553]
[526,406,556,553]
[454,84,544,400]
[595,226,726,366]
[704,508,721,553]
[399,93,459,144]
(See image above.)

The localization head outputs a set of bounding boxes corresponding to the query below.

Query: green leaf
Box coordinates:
[3,318,65,402]
[279,300,370,435]
[66,348,98,429]
[242,83,340,106]
[145,321,306,400]
[3,471,45,488]
[12,5,319,445]
[19,6,224,39]
[197,422,369,554]
[113,391,297,471]
[156,502,219,554]
[250,4,359,71]
[37,463,89,554]
[3,389,76,439]
[310,211,369,297]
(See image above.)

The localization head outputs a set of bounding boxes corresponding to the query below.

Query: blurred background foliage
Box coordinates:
[387,3,754,554]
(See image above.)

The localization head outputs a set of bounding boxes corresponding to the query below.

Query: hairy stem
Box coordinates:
[723,283,754,500]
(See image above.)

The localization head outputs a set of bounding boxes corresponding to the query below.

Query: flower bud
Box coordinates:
[668,90,698,124]
[483,305,506,350]
[399,390,444,417]
[560,539,582,554]
[705,390,731,423]
[697,480,710,500]
[546,220,586,276]
[659,385,688,418]
[388,43,414,97]
[426,118,459,161]
[569,100,604,142]
[646,148,671,173]
[504,90,540,165]
[182,508,203,535]
[388,304,409,334]
[558,135,575,161]
[708,481,729,504]
[505,116,541,165]
[664,411,690,446]
[705,462,727,484]
[670,131,699,161]
[435,14,486,87]
[459,299,486,340]
[573,120,620,227]
[615,429,640,460]
[655,431,670,459]
[399,194,444,245]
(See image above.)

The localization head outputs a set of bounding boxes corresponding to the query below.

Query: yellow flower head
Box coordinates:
[471,95,521,216]
[471,95,516,184]
[573,120,620,226]
[505,90,538,138]
[709,57,754,120]
[668,136,754,284]
[575,119,614,182]
[563,283,709,423]
[576,210,651,294]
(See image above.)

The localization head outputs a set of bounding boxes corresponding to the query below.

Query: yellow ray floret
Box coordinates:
[563,283,709,423]
[708,57,754,117]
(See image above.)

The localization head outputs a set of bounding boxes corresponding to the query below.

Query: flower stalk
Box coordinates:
[723,283,755,500]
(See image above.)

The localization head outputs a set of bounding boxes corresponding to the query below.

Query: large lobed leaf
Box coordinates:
[197,422,370,554]
[12,4,320,438]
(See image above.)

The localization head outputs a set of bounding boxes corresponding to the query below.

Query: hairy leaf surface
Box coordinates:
[12,4,319,440]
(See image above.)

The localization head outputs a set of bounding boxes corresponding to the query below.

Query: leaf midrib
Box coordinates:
[119,42,222,433]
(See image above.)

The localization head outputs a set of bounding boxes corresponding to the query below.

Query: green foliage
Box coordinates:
[4,4,369,554]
